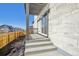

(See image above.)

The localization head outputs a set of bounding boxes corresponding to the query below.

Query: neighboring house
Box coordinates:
[0,25,13,33]
[27,3,79,56]
[0,28,10,33]
[0,25,24,33]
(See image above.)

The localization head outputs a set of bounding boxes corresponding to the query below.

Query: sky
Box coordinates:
[0,3,34,29]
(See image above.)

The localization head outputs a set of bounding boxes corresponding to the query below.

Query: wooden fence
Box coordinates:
[0,31,25,49]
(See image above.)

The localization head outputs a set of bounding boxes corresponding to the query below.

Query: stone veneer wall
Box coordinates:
[49,3,79,55]
[33,3,79,55]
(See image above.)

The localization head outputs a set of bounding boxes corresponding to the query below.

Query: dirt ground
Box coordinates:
[0,36,25,56]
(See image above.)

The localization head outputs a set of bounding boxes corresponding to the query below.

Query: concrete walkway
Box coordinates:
[25,34,64,56]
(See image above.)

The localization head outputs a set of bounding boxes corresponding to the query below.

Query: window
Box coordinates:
[41,9,50,35]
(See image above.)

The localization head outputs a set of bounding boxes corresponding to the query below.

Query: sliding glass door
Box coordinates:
[41,10,49,35]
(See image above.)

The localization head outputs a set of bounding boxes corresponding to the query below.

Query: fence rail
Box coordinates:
[0,31,25,49]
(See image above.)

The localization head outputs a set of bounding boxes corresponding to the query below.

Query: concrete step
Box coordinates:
[25,46,57,55]
[30,34,47,39]
[28,50,64,56]
[28,37,49,40]
[26,39,50,43]
[25,34,64,56]
[26,43,53,48]
[26,41,52,46]
[25,45,56,53]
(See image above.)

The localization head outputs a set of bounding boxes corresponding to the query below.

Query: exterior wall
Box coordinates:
[33,3,79,55]
[49,3,79,55]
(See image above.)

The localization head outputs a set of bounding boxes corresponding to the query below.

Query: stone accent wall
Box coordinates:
[49,3,79,55]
